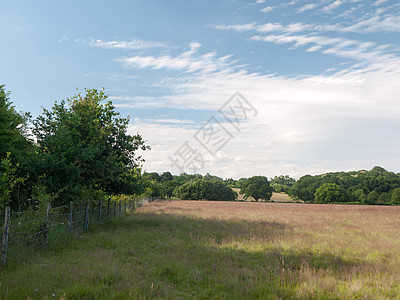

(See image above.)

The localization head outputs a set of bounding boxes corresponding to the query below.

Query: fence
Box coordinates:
[0,196,155,268]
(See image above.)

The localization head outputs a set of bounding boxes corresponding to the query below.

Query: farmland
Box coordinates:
[1,200,400,299]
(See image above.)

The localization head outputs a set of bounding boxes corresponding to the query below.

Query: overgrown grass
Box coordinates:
[1,200,400,299]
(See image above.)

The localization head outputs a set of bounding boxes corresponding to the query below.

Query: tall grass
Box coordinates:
[1,200,399,299]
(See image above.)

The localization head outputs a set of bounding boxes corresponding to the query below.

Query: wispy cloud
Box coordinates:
[321,0,344,13]
[214,23,257,31]
[297,3,317,13]
[261,6,274,13]
[85,38,167,50]
[117,42,234,74]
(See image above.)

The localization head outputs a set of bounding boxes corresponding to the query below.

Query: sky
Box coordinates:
[1,0,400,179]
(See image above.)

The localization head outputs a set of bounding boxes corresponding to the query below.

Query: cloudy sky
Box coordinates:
[1,0,400,179]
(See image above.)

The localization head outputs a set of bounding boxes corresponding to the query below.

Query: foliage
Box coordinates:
[390,187,400,205]
[174,179,236,201]
[314,183,345,203]
[0,153,25,210]
[32,89,149,205]
[270,175,296,193]
[240,176,272,201]
[0,84,32,160]
[291,166,400,205]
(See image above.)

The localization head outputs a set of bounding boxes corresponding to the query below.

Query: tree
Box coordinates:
[173,178,235,201]
[240,176,272,201]
[32,89,149,204]
[314,183,345,203]
[160,171,173,183]
[0,84,32,160]
[0,153,25,210]
[352,189,366,204]
[366,191,379,205]
[377,192,389,205]
[390,187,400,205]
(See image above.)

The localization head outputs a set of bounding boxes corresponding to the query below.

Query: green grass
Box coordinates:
[1,201,400,299]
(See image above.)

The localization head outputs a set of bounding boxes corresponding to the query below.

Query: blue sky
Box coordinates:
[1,0,400,179]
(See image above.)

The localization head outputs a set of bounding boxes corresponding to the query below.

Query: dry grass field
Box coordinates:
[233,189,295,202]
[141,200,400,298]
[1,200,400,299]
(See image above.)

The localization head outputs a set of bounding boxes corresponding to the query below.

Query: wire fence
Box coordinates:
[0,196,155,268]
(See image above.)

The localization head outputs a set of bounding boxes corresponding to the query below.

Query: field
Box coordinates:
[232,189,296,202]
[1,200,400,299]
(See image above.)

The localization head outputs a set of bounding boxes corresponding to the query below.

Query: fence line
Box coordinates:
[0,196,155,268]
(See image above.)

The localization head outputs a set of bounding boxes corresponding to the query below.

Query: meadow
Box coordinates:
[1,200,400,299]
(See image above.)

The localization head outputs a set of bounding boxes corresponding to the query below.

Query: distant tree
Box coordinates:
[270,175,296,193]
[174,178,235,201]
[160,171,173,183]
[290,175,321,202]
[377,192,389,205]
[314,183,345,203]
[240,176,272,201]
[366,191,379,205]
[390,187,400,205]
[147,172,161,182]
[352,189,366,204]
[371,166,387,174]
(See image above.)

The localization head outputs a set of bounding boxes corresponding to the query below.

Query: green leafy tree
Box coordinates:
[32,88,149,204]
[0,85,32,160]
[352,189,366,204]
[390,187,400,205]
[0,153,25,210]
[174,179,235,201]
[160,171,173,183]
[366,191,379,205]
[377,192,389,205]
[240,176,272,201]
[314,183,345,203]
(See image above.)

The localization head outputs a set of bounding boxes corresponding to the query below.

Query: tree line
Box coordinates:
[289,166,400,205]
[144,172,276,202]
[0,85,149,212]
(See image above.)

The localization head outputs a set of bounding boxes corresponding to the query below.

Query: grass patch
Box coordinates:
[1,200,400,299]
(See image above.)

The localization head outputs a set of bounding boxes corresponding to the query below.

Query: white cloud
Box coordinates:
[261,6,274,13]
[297,3,317,13]
[118,42,234,74]
[87,38,166,50]
[214,23,256,31]
[321,0,344,13]
[373,0,389,5]
[255,0,268,4]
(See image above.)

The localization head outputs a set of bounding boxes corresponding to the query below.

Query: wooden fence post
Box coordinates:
[113,201,116,218]
[124,199,127,214]
[2,206,10,266]
[68,201,73,234]
[119,200,121,214]
[45,203,51,248]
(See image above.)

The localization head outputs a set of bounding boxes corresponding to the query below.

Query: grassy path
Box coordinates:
[1,200,400,299]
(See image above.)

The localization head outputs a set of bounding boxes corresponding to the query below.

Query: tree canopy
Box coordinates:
[32,89,149,205]
[240,176,272,201]
[0,85,32,160]
[290,166,400,204]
